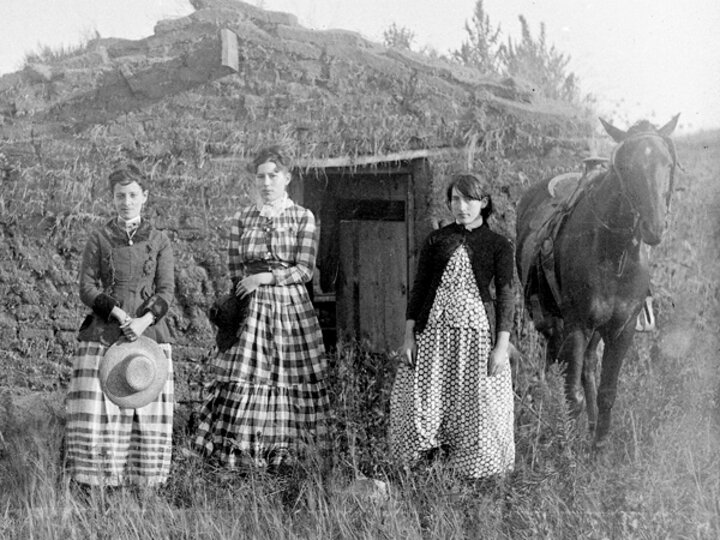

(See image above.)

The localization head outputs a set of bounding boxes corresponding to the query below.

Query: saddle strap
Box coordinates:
[539,237,563,308]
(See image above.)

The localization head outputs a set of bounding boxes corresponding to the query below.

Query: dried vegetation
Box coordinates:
[0,1,717,537]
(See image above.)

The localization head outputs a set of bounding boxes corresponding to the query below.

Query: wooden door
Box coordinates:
[337,220,407,352]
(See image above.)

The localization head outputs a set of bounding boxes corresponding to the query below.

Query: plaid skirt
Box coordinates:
[194,282,328,468]
[65,341,174,487]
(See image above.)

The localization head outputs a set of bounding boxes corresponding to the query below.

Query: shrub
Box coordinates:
[499,16,578,102]
[383,23,415,51]
[451,0,503,75]
[450,1,579,102]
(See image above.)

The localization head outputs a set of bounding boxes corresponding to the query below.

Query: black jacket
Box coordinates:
[78,219,174,345]
[406,222,515,335]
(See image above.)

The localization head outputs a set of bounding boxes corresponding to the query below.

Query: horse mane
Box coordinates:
[625,119,659,135]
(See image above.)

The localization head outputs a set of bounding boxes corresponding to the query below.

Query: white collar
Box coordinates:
[118,216,141,231]
[258,194,293,218]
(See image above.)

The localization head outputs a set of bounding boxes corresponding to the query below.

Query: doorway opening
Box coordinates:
[294,160,426,352]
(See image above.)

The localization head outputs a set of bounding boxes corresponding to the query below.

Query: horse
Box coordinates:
[515,115,679,446]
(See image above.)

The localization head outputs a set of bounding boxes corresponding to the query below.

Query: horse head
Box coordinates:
[599,115,679,245]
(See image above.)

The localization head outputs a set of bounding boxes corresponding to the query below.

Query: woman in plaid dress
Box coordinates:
[194,146,327,470]
[65,164,175,487]
[390,173,516,479]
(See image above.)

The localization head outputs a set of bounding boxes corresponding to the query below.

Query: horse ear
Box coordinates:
[599,117,627,143]
[658,114,680,137]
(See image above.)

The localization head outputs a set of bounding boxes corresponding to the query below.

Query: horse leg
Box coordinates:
[541,316,563,366]
[595,325,635,447]
[539,317,563,388]
[582,331,601,433]
[557,325,588,418]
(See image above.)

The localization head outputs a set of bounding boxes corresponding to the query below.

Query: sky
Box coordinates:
[1,0,718,134]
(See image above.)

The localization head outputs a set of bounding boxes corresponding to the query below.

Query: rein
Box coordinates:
[585,173,640,236]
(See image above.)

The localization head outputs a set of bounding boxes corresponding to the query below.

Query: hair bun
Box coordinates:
[249,145,291,173]
[108,163,148,190]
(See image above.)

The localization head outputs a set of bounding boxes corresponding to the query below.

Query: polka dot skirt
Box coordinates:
[390,245,514,478]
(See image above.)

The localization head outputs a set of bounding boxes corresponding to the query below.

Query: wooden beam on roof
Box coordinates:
[297,149,433,168]
[212,148,448,168]
[220,29,239,72]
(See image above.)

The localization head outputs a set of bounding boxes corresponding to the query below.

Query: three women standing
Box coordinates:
[390,173,516,479]
[194,146,328,470]
[65,164,175,487]
[64,157,511,484]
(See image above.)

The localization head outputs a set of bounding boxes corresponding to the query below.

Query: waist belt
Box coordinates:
[243,260,284,274]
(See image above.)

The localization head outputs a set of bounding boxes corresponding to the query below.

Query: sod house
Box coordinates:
[0,0,594,402]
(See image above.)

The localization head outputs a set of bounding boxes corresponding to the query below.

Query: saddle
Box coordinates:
[520,168,604,317]
[521,162,657,333]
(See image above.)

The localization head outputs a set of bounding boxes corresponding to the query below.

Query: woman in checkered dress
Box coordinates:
[390,173,516,479]
[65,164,175,487]
[194,146,327,469]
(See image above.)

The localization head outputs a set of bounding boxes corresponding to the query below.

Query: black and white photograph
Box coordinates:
[0,0,717,538]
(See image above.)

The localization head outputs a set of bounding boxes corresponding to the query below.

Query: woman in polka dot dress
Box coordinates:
[390,173,516,479]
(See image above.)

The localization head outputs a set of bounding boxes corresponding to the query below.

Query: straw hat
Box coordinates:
[99,336,169,409]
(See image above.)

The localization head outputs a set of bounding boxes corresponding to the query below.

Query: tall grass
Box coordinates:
[1,137,718,538]
[22,31,99,68]
[4,345,715,538]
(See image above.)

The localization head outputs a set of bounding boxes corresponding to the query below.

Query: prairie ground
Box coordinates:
[1,133,718,539]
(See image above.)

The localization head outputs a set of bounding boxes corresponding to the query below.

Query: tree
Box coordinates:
[383,23,415,51]
[499,16,578,101]
[451,0,502,75]
[452,1,579,102]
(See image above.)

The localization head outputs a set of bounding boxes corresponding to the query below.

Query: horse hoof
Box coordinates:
[593,420,611,450]
[593,434,611,452]
[595,412,611,444]
[569,393,585,418]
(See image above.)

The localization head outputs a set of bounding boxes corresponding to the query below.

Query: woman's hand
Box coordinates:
[235,272,274,297]
[487,344,510,376]
[110,306,129,324]
[488,330,511,376]
[120,313,154,342]
[399,320,417,368]
[399,334,417,367]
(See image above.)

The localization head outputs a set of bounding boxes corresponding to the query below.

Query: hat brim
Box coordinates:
[99,336,169,409]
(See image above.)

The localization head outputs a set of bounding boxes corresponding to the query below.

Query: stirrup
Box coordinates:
[529,294,545,325]
[635,297,656,332]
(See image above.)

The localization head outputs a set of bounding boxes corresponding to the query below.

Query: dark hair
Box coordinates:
[250,145,291,174]
[446,173,493,220]
[108,163,148,192]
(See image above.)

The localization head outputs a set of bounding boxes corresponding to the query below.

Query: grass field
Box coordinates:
[1,133,718,539]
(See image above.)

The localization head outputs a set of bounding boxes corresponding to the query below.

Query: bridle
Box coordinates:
[587,131,677,236]
[609,131,678,210]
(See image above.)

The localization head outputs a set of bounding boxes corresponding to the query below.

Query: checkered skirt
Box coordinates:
[194,282,328,468]
[390,246,515,479]
[65,341,174,487]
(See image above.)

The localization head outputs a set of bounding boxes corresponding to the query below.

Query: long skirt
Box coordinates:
[194,282,328,469]
[65,341,174,487]
[390,246,514,479]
